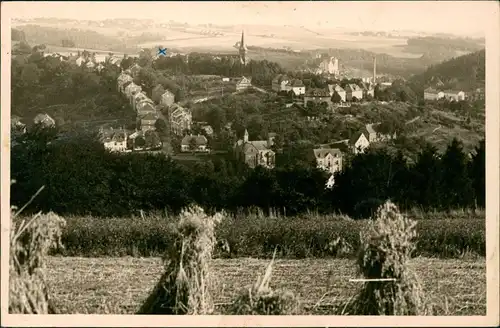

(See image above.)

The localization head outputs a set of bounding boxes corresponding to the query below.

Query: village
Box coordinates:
[11,31,485,189]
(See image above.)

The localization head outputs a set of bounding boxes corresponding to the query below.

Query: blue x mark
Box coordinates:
[158,47,167,56]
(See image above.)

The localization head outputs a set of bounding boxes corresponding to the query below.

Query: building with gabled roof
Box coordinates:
[328,84,346,102]
[169,104,192,136]
[344,84,363,101]
[304,88,332,107]
[349,131,370,154]
[99,127,128,152]
[311,148,343,174]
[181,134,210,152]
[33,113,55,128]
[233,129,275,169]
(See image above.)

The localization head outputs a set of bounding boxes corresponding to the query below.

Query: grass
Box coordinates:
[53,211,485,259]
[44,256,486,315]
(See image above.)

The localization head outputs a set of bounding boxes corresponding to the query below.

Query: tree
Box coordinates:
[120,57,135,70]
[440,138,474,209]
[189,137,198,152]
[351,96,358,103]
[144,130,161,149]
[470,139,485,208]
[134,136,146,148]
[332,91,342,103]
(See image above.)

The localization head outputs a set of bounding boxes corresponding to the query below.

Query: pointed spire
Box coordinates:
[240,30,245,48]
[243,128,249,142]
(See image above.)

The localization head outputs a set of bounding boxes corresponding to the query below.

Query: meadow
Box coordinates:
[11,205,486,315]
[45,256,485,315]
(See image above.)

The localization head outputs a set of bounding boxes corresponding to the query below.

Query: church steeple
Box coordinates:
[243,128,249,143]
[239,30,248,65]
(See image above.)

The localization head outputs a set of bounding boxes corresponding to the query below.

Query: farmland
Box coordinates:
[45,256,485,315]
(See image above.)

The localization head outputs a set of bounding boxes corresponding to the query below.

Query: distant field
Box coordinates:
[45,256,486,315]
[138,32,414,58]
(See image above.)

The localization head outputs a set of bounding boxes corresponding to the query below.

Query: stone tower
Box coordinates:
[239,30,248,65]
[373,56,377,84]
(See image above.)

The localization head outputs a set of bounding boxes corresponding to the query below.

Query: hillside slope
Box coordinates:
[410,49,485,91]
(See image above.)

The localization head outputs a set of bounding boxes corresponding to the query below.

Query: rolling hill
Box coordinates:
[410,49,485,91]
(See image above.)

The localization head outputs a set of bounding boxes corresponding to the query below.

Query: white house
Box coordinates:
[424,87,445,101]
[328,84,346,102]
[349,132,370,154]
[312,148,343,174]
[442,90,465,102]
[99,128,128,152]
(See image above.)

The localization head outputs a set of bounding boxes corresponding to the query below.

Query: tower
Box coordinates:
[373,56,377,84]
[239,30,248,65]
[243,129,249,143]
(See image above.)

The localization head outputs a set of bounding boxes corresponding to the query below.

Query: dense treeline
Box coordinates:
[410,49,485,92]
[11,127,485,219]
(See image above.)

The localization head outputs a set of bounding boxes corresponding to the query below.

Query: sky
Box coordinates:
[5,1,496,36]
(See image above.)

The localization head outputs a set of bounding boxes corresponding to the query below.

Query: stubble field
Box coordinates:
[45,256,485,315]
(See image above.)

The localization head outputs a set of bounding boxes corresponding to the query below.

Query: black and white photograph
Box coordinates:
[1,1,499,326]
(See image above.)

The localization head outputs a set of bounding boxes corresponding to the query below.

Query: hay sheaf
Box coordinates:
[9,211,66,314]
[340,201,429,315]
[229,250,300,315]
[137,205,224,315]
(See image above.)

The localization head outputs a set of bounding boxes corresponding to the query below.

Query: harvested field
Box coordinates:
[45,256,485,315]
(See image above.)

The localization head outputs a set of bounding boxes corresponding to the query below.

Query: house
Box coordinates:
[362,123,395,143]
[233,129,276,169]
[136,99,156,116]
[132,92,149,111]
[316,57,339,76]
[424,87,445,100]
[129,63,142,78]
[311,148,343,174]
[235,76,252,91]
[287,79,306,96]
[96,63,105,73]
[11,115,27,135]
[160,89,176,107]
[33,113,55,128]
[181,134,210,152]
[151,84,165,104]
[442,90,465,102]
[349,132,370,154]
[360,83,375,98]
[99,128,128,152]
[117,73,133,93]
[304,88,332,107]
[222,77,230,82]
[328,84,346,102]
[198,124,214,136]
[128,129,162,151]
[170,104,192,136]
[124,82,142,103]
[469,87,485,101]
[272,74,291,92]
[139,112,158,132]
[272,75,306,95]
[344,84,363,102]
